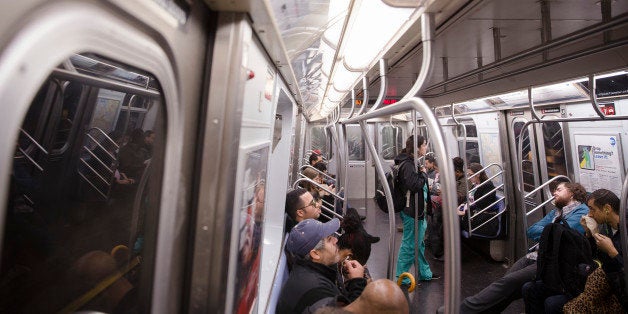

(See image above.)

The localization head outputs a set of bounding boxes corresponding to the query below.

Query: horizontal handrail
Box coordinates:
[82,146,115,174]
[525,197,555,218]
[79,158,112,186]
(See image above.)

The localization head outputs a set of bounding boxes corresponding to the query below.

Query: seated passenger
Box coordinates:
[118,129,149,182]
[563,189,627,313]
[443,182,588,313]
[277,219,366,314]
[343,279,409,314]
[285,188,321,232]
[466,163,497,213]
[314,161,336,187]
[310,152,324,166]
[457,163,499,235]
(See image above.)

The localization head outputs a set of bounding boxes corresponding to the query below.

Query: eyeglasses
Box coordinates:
[298,199,317,211]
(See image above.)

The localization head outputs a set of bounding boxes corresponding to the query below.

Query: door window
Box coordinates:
[2,53,165,313]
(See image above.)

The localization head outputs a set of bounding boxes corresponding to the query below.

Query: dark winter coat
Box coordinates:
[276,258,366,314]
[393,152,431,219]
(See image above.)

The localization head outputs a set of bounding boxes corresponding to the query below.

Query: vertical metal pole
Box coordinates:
[412,111,420,284]
[359,120,396,278]
[620,173,628,298]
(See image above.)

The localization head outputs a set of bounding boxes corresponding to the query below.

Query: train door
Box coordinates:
[345,124,375,200]
[506,107,570,248]
[377,122,405,172]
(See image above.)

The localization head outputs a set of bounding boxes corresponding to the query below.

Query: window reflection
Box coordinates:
[346,125,364,161]
[381,126,403,160]
[310,126,328,157]
[2,54,164,313]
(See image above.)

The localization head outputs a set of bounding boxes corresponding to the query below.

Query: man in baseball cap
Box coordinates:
[277,218,367,313]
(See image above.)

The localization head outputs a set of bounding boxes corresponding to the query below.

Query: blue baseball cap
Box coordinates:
[286,218,340,258]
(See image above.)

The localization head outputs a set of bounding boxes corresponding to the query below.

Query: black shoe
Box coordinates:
[360,214,367,221]
[432,255,444,262]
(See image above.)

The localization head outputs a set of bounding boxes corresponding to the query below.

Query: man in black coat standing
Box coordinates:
[277,218,367,313]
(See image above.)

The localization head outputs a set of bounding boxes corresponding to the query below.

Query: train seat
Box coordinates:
[461,199,507,239]
[266,232,290,314]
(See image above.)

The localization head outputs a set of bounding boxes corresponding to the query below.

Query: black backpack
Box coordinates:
[374,160,409,213]
[535,219,595,297]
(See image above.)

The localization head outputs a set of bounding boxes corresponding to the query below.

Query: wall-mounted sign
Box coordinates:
[574,134,623,196]
[541,107,561,114]
[383,99,398,105]
[599,103,616,116]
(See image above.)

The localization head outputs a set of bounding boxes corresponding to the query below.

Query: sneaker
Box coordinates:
[397,224,404,232]
[421,273,441,281]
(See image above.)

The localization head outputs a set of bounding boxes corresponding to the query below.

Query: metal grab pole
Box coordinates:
[359,120,395,279]
[342,97,459,313]
[620,173,628,297]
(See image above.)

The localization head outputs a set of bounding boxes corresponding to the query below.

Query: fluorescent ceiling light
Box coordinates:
[341,1,417,70]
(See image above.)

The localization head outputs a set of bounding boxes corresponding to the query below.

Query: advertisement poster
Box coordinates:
[233,143,269,314]
[479,132,502,186]
[574,134,623,195]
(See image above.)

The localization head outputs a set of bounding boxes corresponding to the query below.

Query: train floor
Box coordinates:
[351,198,524,314]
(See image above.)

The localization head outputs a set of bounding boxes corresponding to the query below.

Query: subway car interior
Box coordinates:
[0,0,627,313]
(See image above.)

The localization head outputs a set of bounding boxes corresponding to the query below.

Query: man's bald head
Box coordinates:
[344,279,409,314]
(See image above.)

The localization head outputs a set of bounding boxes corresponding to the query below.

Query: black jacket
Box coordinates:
[470,181,497,213]
[589,226,626,311]
[394,153,431,219]
[276,258,366,314]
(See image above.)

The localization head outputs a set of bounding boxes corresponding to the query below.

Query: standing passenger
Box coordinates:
[395,135,439,287]
[425,155,444,261]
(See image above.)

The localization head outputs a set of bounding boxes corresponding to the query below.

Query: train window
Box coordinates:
[514,121,535,193]
[542,121,567,178]
[49,82,85,153]
[310,126,328,157]
[380,125,403,160]
[454,121,480,164]
[2,53,165,313]
[346,125,365,161]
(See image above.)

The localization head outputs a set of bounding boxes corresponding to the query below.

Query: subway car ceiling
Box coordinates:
[207,0,628,120]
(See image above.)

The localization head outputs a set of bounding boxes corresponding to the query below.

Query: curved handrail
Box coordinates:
[522,175,571,250]
[340,96,459,313]
[401,13,435,100]
[356,77,369,116]
[368,59,388,112]
[347,90,356,119]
